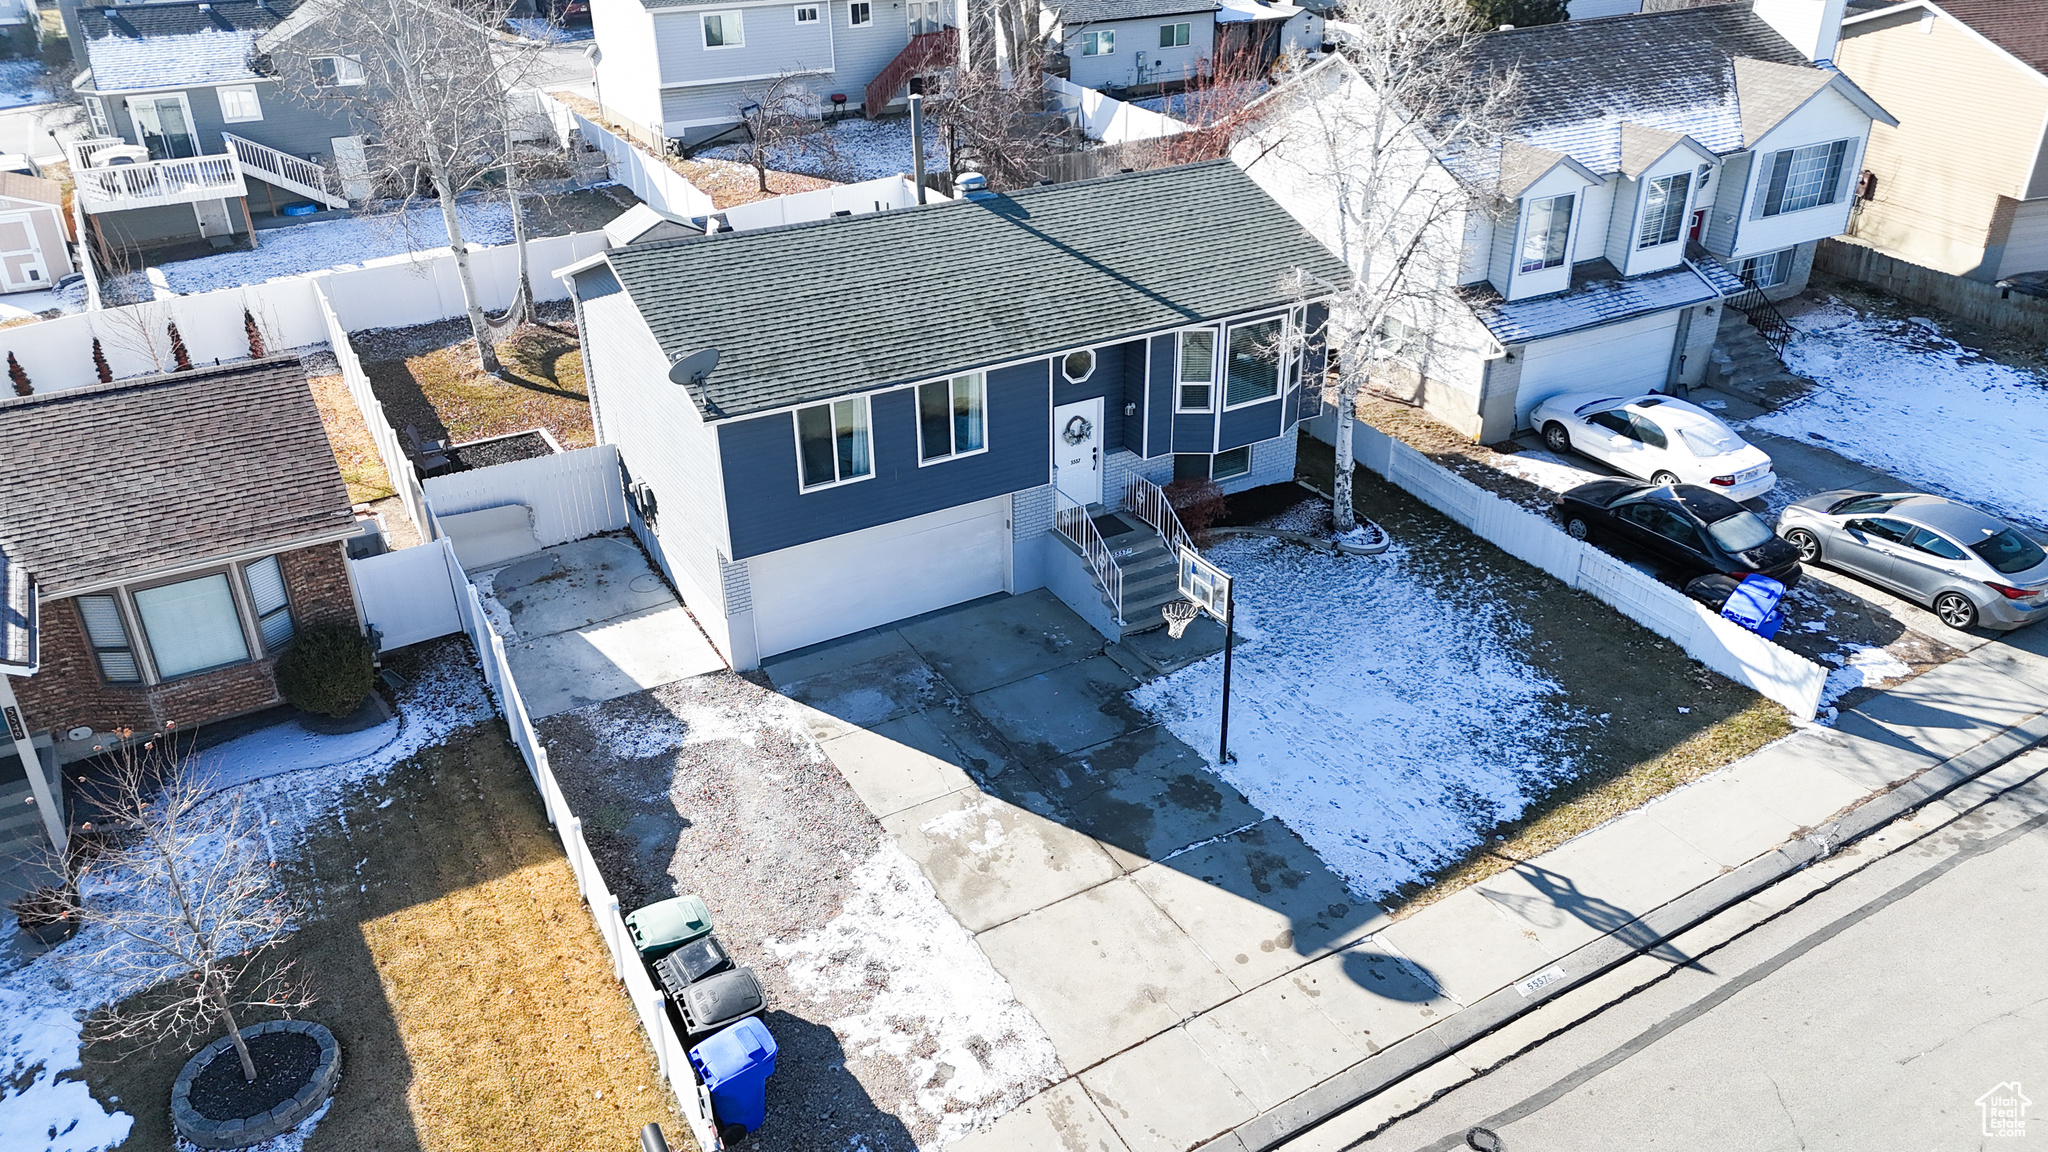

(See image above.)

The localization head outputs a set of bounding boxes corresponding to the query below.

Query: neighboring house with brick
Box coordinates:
[1836,0,2048,281]
[0,357,362,851]
[1238,1,1894,443]
[560,161,1342,669]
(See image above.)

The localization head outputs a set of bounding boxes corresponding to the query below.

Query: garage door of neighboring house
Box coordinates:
[0,212,46,292]
[747,496,1010,659]
[1514,310,1682,430]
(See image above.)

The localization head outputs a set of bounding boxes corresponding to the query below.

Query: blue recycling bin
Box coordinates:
[689,1016,778,1136]
[1721,574,1787,640]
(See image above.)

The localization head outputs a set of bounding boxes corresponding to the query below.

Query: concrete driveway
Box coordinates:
[481,534,725,719]
[765,591,1446,1152]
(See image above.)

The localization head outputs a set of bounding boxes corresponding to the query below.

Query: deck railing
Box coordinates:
[1055,488,1125,623]
[70,150,245,213]
[223,132,345,207]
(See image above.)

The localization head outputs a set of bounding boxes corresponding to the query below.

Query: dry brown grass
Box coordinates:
[552,91,837,208]
[307,369,398,504]
[359,321,593,452]
[81,717,691,1152]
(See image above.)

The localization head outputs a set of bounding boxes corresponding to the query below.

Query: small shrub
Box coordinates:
[275,625,376,718]
[1164,477,1227,546]
[11,883,79,928]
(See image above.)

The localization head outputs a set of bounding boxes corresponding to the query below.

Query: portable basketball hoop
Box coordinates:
[1165,546,1237,764]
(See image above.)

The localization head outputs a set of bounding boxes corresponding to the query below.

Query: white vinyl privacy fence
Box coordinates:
[540,93,716,220]
[1311,414,1830,721]
[1042,75,1191,143]
[346,443,722,1151]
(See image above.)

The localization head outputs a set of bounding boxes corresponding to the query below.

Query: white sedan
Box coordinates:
[1530,393,1777,502]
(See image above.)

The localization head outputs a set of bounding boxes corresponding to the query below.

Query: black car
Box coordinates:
[1555,479,1804,587]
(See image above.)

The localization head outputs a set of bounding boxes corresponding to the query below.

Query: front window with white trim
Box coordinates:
[1176,328,1216,412]
[1224,317,1283,407]
[1081,29,1114,55]
[1637,171,1690,249]
[243,555,296,650]
[1519,194,1573,273]
[1211,445,1252,480]
[132,572,250,680]
[795,4,819,21]
[84,96,110,136]
[217,84,263,123]
[702,11,744,47]
[849,1,872,25]
[917,373,986,463]
[1759,140,1850,216]
[795,397,873,489]
[1738,247,1795,289]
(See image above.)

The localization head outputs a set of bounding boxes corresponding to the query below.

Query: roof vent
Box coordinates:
[957,172,993,200]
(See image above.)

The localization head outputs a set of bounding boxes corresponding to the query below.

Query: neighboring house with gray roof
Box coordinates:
[1237,1,1895,442]
[63,0,370,253]
[560,160,1344,668]
[0,358,363,838]
[589,0,966,150]
[1048,0,1311,94]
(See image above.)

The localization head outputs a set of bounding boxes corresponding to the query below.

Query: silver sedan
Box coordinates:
[1776,491,2048,630]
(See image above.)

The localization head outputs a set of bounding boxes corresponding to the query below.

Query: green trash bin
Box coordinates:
[626,895,713,960]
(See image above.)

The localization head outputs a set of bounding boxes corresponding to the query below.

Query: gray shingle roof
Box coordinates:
[78,0,303,91]
[1054,0,1222,23]
[1456,5,1821,175]
[0,358,356,596]
[1459,256,1740,344]
[601,160,1351,421]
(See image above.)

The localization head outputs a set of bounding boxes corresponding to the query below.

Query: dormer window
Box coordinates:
[1519,194,1573,273]
[1637,172,1690,249]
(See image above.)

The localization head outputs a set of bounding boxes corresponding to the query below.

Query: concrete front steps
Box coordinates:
[1707,308,1812,409]
[0,778,45,860]
[1047,505,1179,642]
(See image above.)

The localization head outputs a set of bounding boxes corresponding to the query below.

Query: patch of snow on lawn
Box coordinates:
[0,280,88,322]
[1820,643,1912,707]
[699,117,948,183]
[1746,298,2048,525]
[153,198,517,295]
[0,645,492,1152]
[1488,446,1599,495]
[1131,536,1579,900]
[0,59,54,109]
[765,843,1062,1147]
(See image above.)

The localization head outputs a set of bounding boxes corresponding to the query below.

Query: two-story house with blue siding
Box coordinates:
[590,0,965,150]
[1239,2,1896,444]
[64,0,371,252]
[560,160,1345,668]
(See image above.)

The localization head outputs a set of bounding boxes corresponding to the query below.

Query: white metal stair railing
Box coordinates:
[1055,488,1126,624]
[1123,475,1196,561]
[223,132,348,208]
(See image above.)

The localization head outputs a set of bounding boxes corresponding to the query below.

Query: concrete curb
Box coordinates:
[172,1020,341,1150]
[1194,704,2048,1152]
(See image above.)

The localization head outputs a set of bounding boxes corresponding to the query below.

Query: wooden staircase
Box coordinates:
[865,27,957,118]
[223,132,349,210]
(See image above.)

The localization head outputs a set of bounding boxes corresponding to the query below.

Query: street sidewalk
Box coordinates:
[945,616,2048,1152]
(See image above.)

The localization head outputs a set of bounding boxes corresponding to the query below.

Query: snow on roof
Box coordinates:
[85,27,263,92]
[1459,258,1737,345]
[1215,0,1298,23]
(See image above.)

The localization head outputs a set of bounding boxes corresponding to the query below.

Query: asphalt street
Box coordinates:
[1308,745,2048,1152]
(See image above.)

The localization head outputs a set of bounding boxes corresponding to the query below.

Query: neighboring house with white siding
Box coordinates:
[1047,0,1308,95]
[1836,0,2048,281]
[559,162,1343,669]
[1237,1,1895,443]
[590,0,966,149]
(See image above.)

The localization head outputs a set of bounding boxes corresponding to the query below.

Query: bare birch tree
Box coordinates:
[71,729,313,1083]
[1233,0,1516,532]
[273,0,558,374]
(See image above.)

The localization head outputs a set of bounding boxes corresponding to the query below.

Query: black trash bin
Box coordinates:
[653,933,733,1001]
[677,966,765,1040]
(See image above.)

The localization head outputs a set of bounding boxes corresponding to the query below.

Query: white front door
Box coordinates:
[0,212,46,292]
[1052,397,1104,506]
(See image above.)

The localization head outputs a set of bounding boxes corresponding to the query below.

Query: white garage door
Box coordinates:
[748,496,1009,659]
[1514,310,1681,429]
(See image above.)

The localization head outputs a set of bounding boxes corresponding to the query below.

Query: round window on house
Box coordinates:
[1062,348,1096,382]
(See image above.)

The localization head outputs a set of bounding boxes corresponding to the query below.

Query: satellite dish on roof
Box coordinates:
[668,348,719,388]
